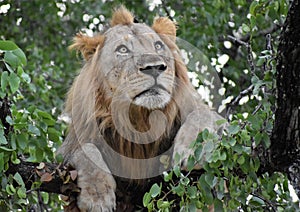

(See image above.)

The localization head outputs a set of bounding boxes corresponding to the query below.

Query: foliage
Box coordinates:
[144,128,298,211]
[0,40,65,210]
[0,0,298,211]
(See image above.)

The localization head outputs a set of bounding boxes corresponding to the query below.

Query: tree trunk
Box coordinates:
[270,0,300,198]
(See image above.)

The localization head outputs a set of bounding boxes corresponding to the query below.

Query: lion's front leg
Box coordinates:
[173,110,224,169]
[70,143,116,212]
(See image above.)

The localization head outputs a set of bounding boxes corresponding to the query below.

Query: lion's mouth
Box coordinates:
[134,85,166,99]
[133,85,171,109]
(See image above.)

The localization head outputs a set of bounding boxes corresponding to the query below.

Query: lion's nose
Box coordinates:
[139,64,167,78]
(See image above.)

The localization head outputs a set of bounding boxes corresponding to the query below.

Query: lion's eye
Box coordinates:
[116,45,130,54]
[154,41,164,50]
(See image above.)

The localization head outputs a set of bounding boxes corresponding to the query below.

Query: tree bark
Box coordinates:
[270,0,300,198]
[6,160,78,195]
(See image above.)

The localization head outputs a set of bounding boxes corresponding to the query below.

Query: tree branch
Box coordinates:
[270,0,300,198]
[6,160,79,196]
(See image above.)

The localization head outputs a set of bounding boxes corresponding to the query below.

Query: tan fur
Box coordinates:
[110,6,134,26]
[58,6,224,211]
[69,33,105,60]
[152,17,177,41]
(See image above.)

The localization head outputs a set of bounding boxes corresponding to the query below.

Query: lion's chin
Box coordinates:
[133,89,171,109]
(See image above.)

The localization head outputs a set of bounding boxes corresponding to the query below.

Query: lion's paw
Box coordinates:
[77,182,116,212]
[76,171,116,212]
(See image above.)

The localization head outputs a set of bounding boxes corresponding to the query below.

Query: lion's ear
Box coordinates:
[152,17,177,41]
[69,33,105,60]
[111,5,134,26]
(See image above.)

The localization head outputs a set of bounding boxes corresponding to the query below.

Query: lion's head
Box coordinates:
[100,21,177,110]
[69,6,189,110]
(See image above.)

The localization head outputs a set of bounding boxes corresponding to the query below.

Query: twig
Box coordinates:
[228,35,256,75]
[227,35,248,46]
[226,84,254,119]
[252,102,263,115]
[224,24,281,44]
[38,190,47,211]
[263,33,275,74]
[161,0,174,21]
[250,192,277,212]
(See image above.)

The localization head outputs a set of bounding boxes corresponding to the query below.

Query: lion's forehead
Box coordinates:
[104,23,160,44]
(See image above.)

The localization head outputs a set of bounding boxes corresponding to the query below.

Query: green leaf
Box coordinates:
[173,164,181,177]
[261,132,270,148]
[11,151,20,164]
[42,116,56,126]
[237,155,245,165]
[194,144,203,159]
[3,46,27,69]
[249,1,258,16]
[10,133,17,150]
[9,72,21,93]
[13,48,27,65]
[214,199,224,212]
[187,186,197,199]
[157,200,171,209]
[28,124,41,136]
[201,129,209,140]
[240,130,250,142]
[13,172,25,187]
[219,151,227,161]
[0,133,7,145]
[199,175,213,204]
[17,66,31,83]
[17,187,27,199]
[256,58,265,67]
[203,140,214,153]
[250,15,256,29]
[27,146,37,162]
[1,71,9,91]
[173,152,181,165]
[250,196,265,206]
[0,40,19,51]
[187,155,195,171]
[163,171,173,182]
[0,91,5,98]
[149,183,161,198]
[180,177,190,186]
[0,146,15,151]
[6,184,16,195]
[48,127,60,142]
[16,133,28,150]
[35,147,44,162]
[36,109,53,120]
[4,51,19,68]
[0,152,4,172]
[205,173,217,188]
[143,192,151,207]
[233,144,243,154]
[41,192,49,204]
[5,116,14,125]
[227,124,240,135]
[172,184,185,197]
[216,119,227,126]
[242,23,250,33]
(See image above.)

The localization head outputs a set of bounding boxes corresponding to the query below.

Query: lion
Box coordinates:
[57,6,224,212]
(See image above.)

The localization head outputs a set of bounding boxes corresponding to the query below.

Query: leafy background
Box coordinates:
[0,0,298,211]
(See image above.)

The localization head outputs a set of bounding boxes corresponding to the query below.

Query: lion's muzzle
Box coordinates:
[139,64,167,78]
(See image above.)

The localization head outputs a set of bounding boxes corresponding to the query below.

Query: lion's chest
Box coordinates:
[98,115,181,177]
